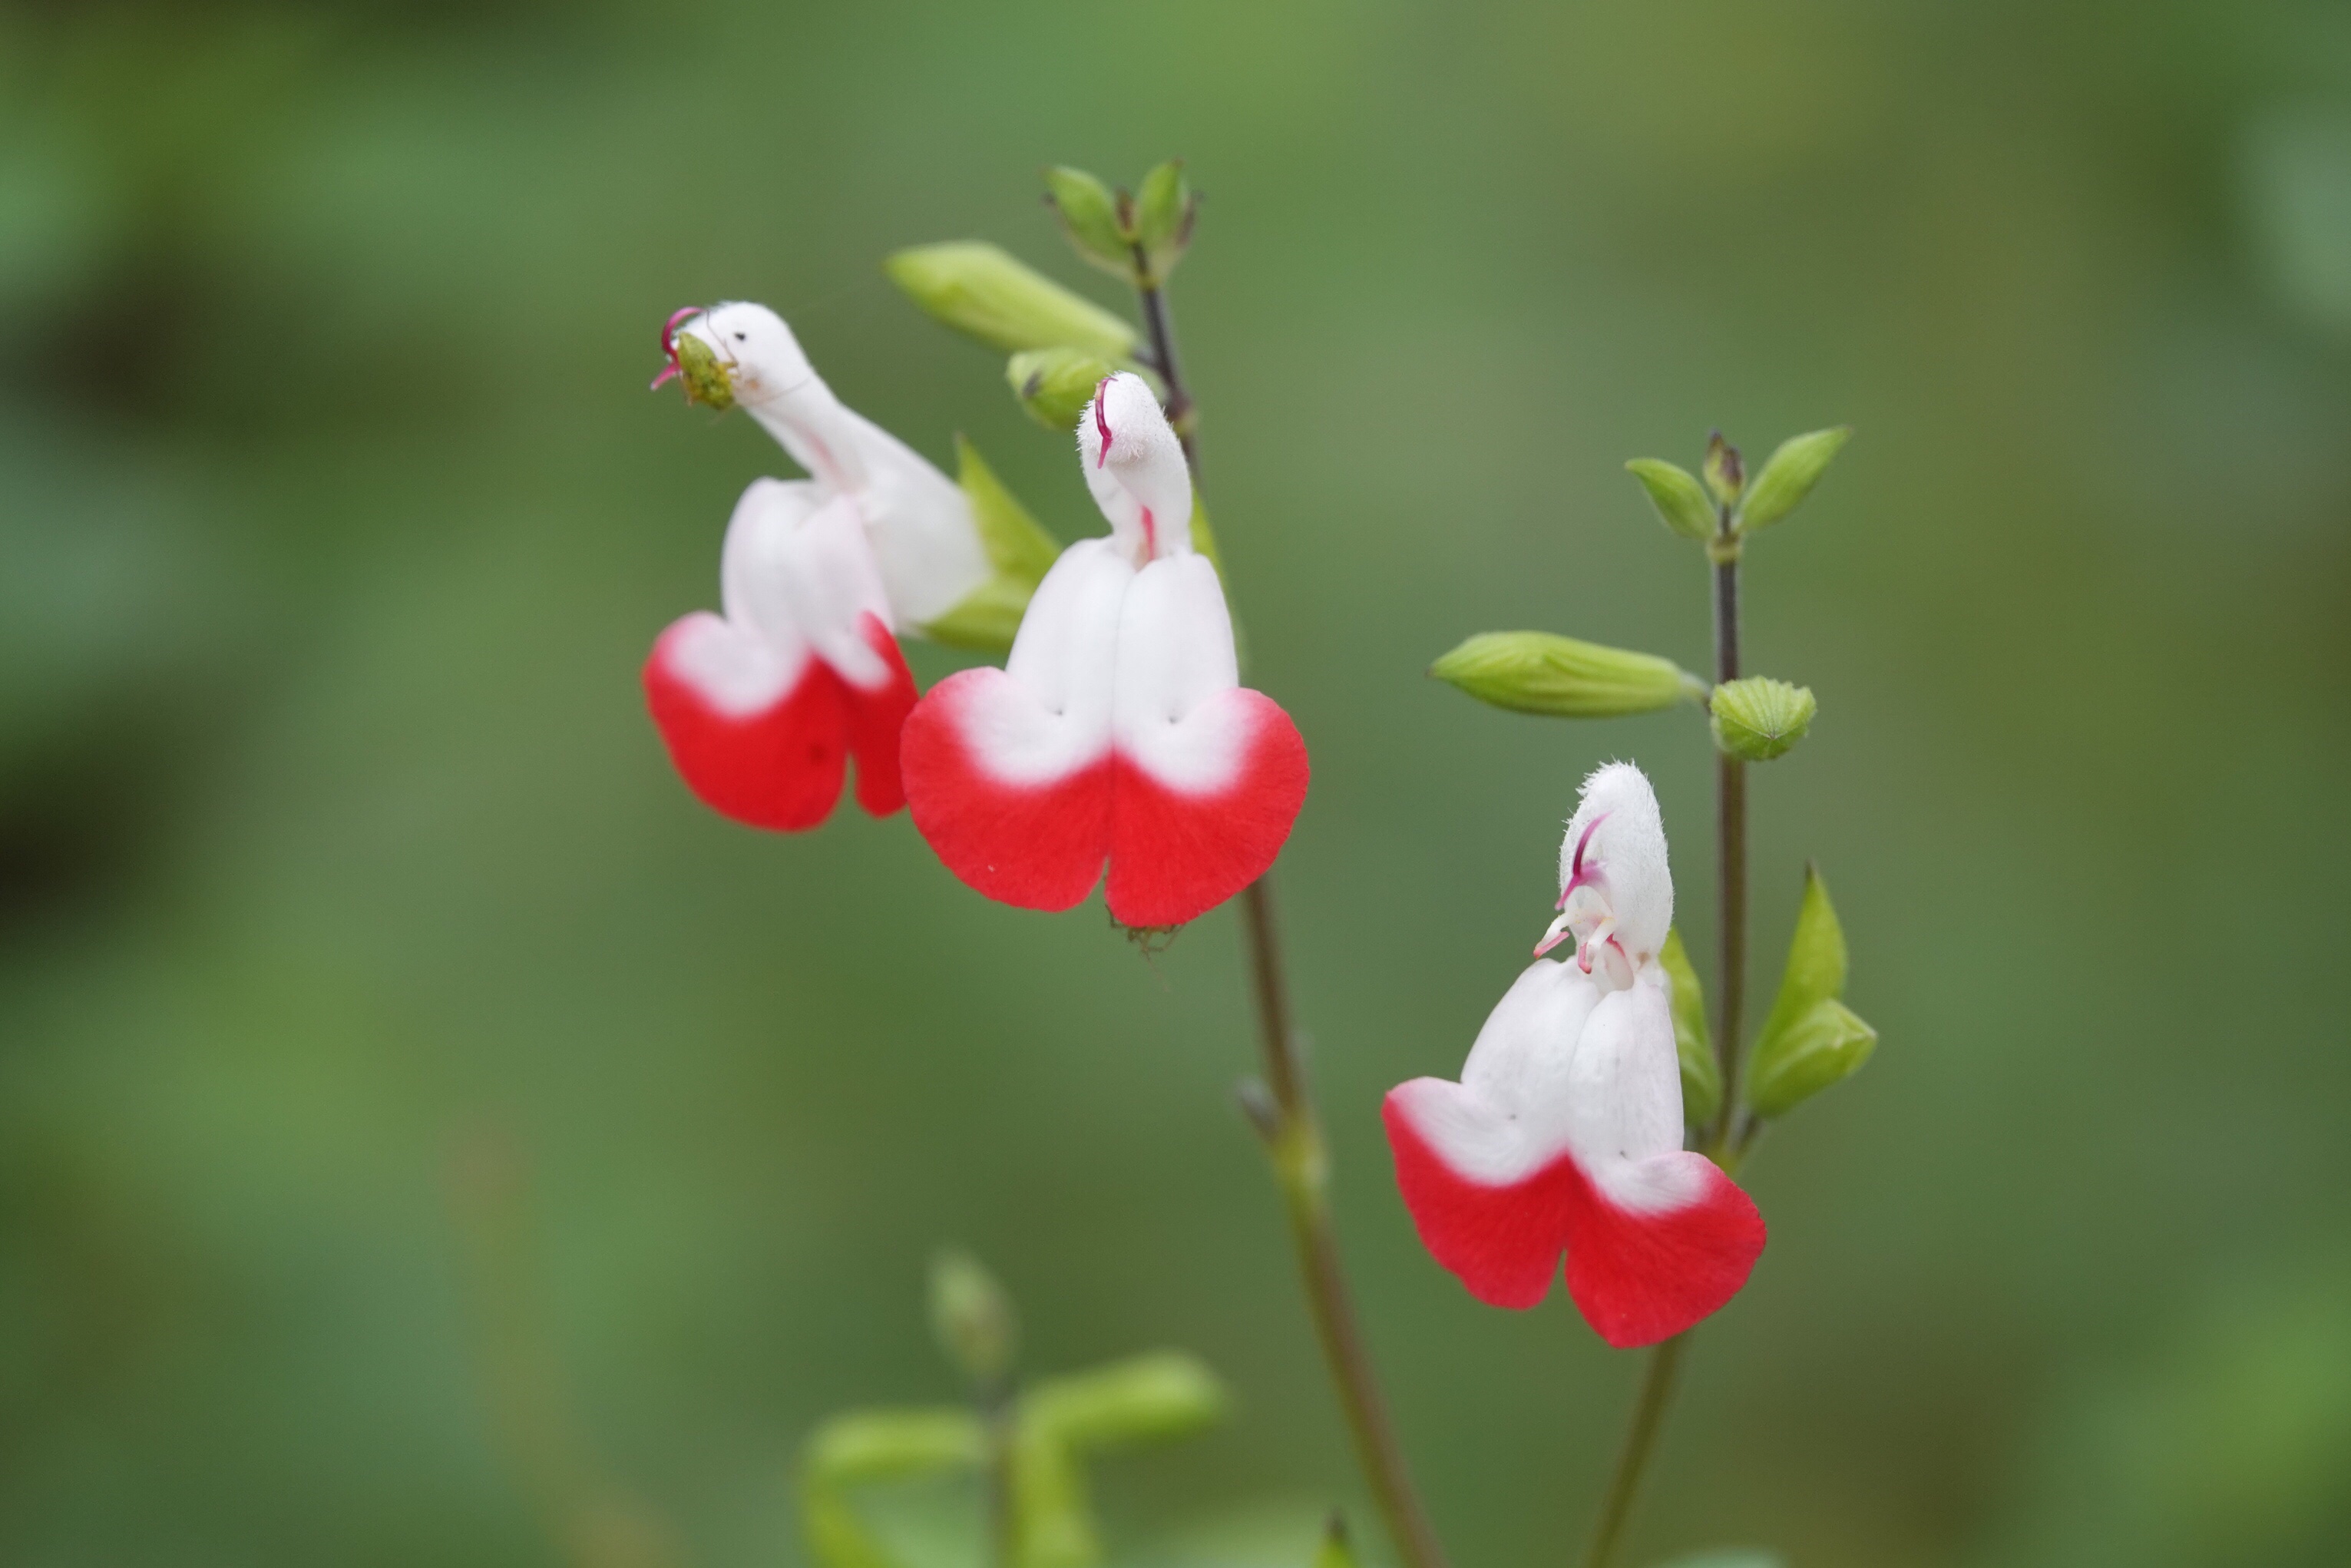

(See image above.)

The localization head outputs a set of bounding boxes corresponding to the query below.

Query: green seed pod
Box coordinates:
[1709,676,1817,761]
[1430,631,1695,718]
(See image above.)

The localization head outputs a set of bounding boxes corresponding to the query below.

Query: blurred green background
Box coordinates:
[5,2,2349,1565]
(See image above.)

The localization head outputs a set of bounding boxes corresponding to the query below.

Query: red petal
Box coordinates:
[901,670,1114,910]
[644,617,848,832]
[1104,690,1309,928]
[842,614,917,818]
[1384,1092,1767,1344]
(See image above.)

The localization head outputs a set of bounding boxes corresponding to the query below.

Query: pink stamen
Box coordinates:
[1093,376,1116,467]
[1533,928,1571,958]
[651,306,701,394]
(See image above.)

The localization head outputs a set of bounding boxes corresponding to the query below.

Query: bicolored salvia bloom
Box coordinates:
[900,373,1308,928]
[643,303,994,830]
[1382,763,1765,1347]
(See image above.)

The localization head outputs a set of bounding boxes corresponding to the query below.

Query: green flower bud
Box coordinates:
[1133,158,1197,283]
[1746,865,1877,1119]
[1702,431,1744,506]
[1043,165,1135,281]
[919,437,1063,654]
[1746,997,1878,1119]
[671,331,736,412]
[1430,631,1696,718]
[1008,346,1117,431]
[928,1248,1017,1388]
[1709,676,1816,761]
[1735,425,1851,534]
[1625,458,1721,542]
[1660,928,1721,1129]
[885,242,1138,359]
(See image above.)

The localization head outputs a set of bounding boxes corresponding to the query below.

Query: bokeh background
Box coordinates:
[5,2,2350,1564]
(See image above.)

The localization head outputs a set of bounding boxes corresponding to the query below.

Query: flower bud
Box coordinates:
[1745,865,1877,1119]
[1703,431,1744,506]
[928,1248,1017,1388]
[1008,346,1118,431]
[1735,425,1851,534]
[1043,165,1136,281]
[1625,458,1720,542]
[885,242,1138,359]
[1660,928,1721,1129]
[1709,676,1816,761]
[1430,631,1695,718]
[1133,159,1197,283]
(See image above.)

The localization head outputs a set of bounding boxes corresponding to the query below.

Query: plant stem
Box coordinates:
[1579,1331,1690,1568]
[1130,264,1448,1568]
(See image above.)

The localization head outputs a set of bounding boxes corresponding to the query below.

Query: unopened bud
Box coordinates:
[1043,165,1136,281]
[1431,632,1695,719]
[1008,346,1117,431]
[1625,458,1720,542]
[1709,676,1816,761]
[1736,425,1851,534]
[928,1248,1017,1388]
[1703,431,1744,505]
[885,243,1138,359]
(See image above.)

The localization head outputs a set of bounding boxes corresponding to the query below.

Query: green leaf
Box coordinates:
[802,1408,989,1568]
[1735,425,1850,534]
[929,1248,1017,1388]
[920,438,1063,653]
[1430,631,1694,718]
[1021,1351,1228,1451]
[1043,166,1136,281]
[1708,676,1816,762]
[1746,865,1877,1119]
[1625,458,1719,541]
[1746,997,1877,1119]
[1659,929,1719,1128]
[1133,159,1195,282]
[1010,1424,1097,1568]
[885,243,1138,359]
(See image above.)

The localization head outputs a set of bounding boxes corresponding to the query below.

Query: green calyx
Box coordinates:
[1430,631,1695,718]
[918,437,1063,653]
[1710,676,1817,761]
[1745,865,1878,1119]
[1008,346,1118,431]
[1660,928,1721,1129]
[1043,160,1197,287]
[885,242,1137,359]
[1631,426,1851,546]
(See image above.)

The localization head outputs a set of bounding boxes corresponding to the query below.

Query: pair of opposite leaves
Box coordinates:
[641,305,1308,931]
[642,309,1764,1344]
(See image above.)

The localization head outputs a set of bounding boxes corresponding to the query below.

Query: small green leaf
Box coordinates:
[929,1249,1017,1389]
[1043,165,1136,281]
[1133,159,1195,282]
[1735,425,1850,534]
[801,1408,989,1568]
[1625,458,1719,541]
[1659,929,1719,1129]
[1746,997,1877,1119]
[1746,865,1877,1119]
[920,438,1063,653]
[1708,676,1816,761]
[1021,1351,1228,1451]
[885,243,1137,359]
[1430,632,1694,718]
[1007,347,1116,431]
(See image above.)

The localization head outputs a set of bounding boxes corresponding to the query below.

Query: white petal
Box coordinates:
[719,478,824,647]
[1559,969,1688,1186]
[653,610,808,718]
[957,538,1131,785]
[1109,554,1255,793]
[1402,959,1602,1185]
[1079,372,1192,561]
[1560,762,1674,968]
[775,493,894,690]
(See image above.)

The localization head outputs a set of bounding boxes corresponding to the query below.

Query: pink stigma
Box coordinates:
[1093,376,1115,467]
[652,306,700,394]
[1556,811,1612,909]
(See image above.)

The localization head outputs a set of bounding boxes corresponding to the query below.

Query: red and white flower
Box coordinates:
[643,303,990,830]
[900,373,1309,928]
[1383,763,1765,1347]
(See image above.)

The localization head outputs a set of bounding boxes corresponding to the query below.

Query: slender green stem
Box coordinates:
[1130,266,1449,1568]
[1579,1332,1690,1568]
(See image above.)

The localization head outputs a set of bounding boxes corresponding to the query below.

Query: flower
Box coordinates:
[899,373,1308,928]
[1382,763,1765,1347]
[643,302,993,829]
